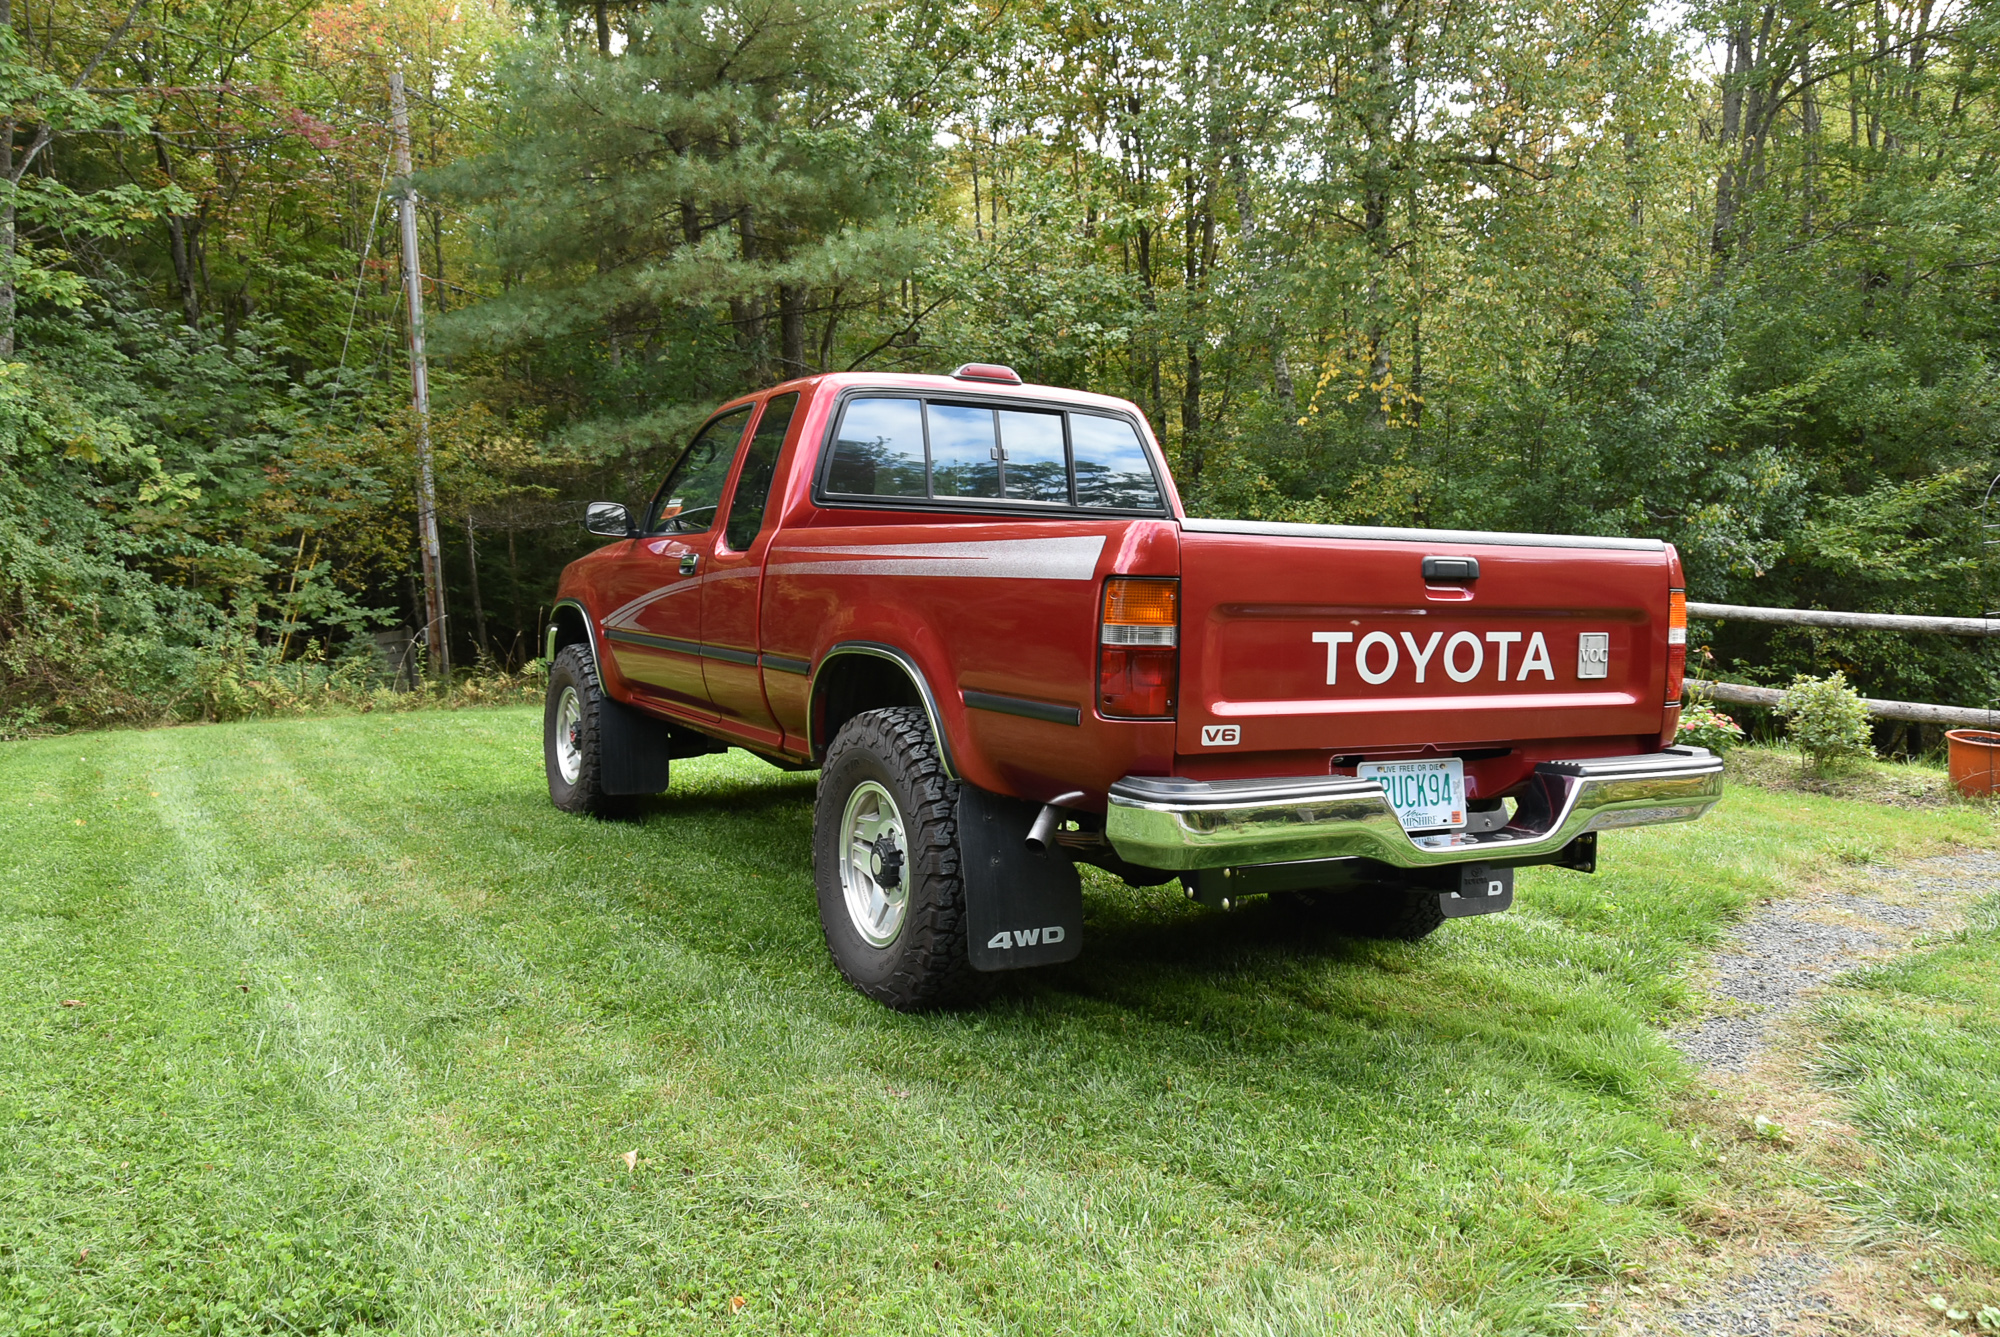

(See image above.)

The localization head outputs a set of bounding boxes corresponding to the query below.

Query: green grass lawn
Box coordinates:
[1,712,1994,1335]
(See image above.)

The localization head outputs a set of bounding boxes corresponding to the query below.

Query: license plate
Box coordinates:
[1359,758,1467,832]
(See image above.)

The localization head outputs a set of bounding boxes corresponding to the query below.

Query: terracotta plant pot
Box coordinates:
[1946,729,2000,797]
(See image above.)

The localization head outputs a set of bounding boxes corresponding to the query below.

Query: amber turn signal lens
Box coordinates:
[1666,588,1688,704]
[1103,578,1178,627]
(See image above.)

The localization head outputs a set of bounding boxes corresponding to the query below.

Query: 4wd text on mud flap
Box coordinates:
[987,926,1068,949]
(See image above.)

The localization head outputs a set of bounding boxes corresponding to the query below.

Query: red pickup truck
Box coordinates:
[543,364,1722,1009]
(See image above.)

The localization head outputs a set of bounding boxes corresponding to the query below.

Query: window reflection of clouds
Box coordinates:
[927,404,1000,499]
[827,398,926,497]
[998,409,1068,503]
[824,395,1162,512]
[1070,414,1163,509]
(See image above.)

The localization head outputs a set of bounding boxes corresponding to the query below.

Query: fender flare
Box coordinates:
[809,641,960,781]
[545,598,606,683]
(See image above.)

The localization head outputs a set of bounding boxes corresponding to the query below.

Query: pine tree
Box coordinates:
[433,0,937,458]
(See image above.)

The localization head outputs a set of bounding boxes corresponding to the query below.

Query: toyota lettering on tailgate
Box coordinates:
[1309,630,1601,686]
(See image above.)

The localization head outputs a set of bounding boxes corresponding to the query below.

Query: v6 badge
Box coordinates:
[1201,725,1240,746]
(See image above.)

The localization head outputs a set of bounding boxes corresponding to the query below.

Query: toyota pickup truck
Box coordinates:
[543,364,1723,1009]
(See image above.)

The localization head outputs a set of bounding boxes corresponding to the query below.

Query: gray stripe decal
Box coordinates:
[1180,517,1666,553]
[963,689,1083,727]
[769,534,1106,581]
[602,573,713,630]
[761,653,811,676]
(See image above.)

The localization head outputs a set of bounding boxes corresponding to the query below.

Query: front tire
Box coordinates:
[812,706,977,1010]
[544,644,639,817]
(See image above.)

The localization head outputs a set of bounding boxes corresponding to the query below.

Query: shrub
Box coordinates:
[1777,671,1873,772]
[1676,688,1746,751]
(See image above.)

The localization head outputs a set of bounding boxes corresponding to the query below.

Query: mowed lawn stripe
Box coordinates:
[2,710,1992,1334]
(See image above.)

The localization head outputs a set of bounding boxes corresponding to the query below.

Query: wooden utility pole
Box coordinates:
[390,69,449,679]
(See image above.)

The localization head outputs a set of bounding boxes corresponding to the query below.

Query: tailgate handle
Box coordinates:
[1422,556,1479,582]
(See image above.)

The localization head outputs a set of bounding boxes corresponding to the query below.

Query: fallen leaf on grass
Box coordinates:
[621,1149,638,1171]
[59,1000,82,1008]
[729,1295,746,1313]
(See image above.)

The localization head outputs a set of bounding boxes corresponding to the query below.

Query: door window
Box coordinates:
[647,405,753,534]
[722,393,798,552]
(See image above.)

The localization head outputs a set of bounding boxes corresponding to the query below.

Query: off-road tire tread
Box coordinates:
[545,644,636,818]
[814,706,980,1010]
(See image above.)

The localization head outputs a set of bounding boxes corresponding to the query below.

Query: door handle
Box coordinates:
[679,552,699,576]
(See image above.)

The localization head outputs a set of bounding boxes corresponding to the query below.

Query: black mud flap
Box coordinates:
[600,696,726,795]
[1439,863,1514,918]
[958,787,1084,971]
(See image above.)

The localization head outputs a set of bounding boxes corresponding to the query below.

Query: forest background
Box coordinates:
[0,0,1994,739]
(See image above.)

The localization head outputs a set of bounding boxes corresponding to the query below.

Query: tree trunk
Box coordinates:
[464,516,489,662]
[779,283,805,375]
[1135,220,1161,429]
[1361,0,1398,431]
[151,136,201,325]
[429,207,446,315]
[1,122,13,361]
[817,285,841,371]
[1230,159,1295,416]
[594,0,610,54]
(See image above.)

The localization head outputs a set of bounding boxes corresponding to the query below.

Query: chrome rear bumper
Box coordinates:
[1104,747,1723,871]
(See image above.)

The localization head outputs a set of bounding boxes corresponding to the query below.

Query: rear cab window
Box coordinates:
[817,393,1165,514]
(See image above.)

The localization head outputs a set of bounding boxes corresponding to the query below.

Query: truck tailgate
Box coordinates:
[1177,520,1671,757]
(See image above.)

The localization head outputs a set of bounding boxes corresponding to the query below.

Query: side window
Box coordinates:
[819,395,1163,513]
[646,405,752,534]
[1071,413,1163,509]
[826,397,926,497]
[926,404,1000,499]
[722,393,798,552]
[997,408,1068,503]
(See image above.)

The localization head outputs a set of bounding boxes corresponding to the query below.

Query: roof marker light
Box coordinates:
[951,363,1023,385]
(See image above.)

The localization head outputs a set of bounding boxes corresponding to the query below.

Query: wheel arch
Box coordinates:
[809,642,959,780]
[546,599,603,681]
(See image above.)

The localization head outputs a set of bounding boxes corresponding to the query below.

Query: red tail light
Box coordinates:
[1665,589,1687,703]
[1099,577,1178,718]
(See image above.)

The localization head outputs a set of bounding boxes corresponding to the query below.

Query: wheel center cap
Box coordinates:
[869,834,904,889]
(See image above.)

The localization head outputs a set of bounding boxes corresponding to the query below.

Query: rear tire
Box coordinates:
[544,644,638,817]
[812,706,978,1010]
[1278,884,1447,943]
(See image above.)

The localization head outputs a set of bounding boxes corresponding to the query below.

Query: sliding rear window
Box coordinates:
[820,395,1164,513]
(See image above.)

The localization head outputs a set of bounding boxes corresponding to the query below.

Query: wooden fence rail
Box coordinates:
[1687,602,2000,637]
[1698,681,1996,729]
[1687,601,1998,728]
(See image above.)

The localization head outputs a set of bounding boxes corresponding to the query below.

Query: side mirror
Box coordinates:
[584,501,636,538]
